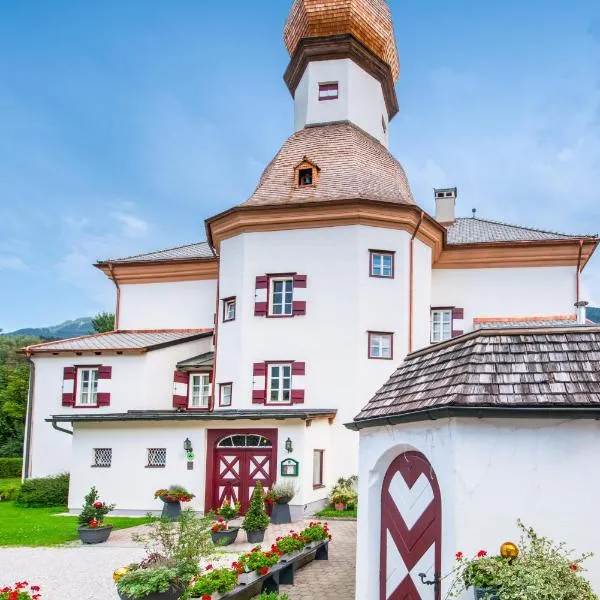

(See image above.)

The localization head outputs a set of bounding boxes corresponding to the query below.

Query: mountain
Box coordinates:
[588,307,600,324]
[3,317,95,340]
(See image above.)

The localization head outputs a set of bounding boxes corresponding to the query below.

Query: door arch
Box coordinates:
[205,429,277,513]
[380,451,442,600]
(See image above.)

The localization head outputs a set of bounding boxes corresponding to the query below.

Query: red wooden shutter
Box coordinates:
[252,390,266,404]
[97,366,112,407]
[62,366,76,407]
[291,389,305,404]
[253,362,267,377]
[293,274,307,288]
[255,276,268,317]
[292,301,306,316]
[252,362,266,404]
[292,362,305,376]
[452,307,464,337]
[172,371,189,409]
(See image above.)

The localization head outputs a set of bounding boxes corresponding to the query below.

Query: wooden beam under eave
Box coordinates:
[95,259,219,284]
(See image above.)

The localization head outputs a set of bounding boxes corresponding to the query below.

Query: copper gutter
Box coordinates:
[409,212,425,352]
[210,260,220,411]
[576,239,584,303]
[22,355,35,479]
[107,263,121,329]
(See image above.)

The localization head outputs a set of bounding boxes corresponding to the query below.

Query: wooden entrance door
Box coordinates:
[206,430,277,513]
[380,451,442,600]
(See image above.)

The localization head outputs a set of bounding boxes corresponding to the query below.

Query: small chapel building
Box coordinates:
[21,0,599,526]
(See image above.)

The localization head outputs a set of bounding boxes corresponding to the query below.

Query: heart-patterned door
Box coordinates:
[380,451,442,600]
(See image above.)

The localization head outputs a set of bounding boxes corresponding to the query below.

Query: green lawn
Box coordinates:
[0,502,152,546]
[314,507,357,519]
[0,478,21,488]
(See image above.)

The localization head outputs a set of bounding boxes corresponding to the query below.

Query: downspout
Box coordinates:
[576,239,584,303]
[210,259,220,411]
[22,354,35,480]
[409,212,425,353]
[51,421,74,436]
[107,263,121,329]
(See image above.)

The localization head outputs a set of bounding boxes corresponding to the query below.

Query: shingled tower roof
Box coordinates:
[284,0,400,80]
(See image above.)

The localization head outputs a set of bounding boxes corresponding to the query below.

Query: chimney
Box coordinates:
[434,187,457,224]
[575,300,589,325]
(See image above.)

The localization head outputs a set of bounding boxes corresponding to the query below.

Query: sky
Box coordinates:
[1,0,599,331]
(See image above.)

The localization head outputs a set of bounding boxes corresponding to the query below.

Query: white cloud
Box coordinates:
[110,211,149,239]
[0,255,28,271]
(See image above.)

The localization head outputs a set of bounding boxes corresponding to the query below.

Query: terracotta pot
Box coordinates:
[78,524,112,544]
[210,526,240,546]
[334,503,346,511]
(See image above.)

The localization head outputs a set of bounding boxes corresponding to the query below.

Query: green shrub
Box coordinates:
[15,472,69,507]
[242,481,269,532]
[255,593,290,600]
[0,483,19,501]
[0,457,22,478]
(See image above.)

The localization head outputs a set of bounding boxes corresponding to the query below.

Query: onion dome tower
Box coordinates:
[283,0,401,146]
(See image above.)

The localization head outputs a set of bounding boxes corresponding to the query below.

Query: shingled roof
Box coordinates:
[97,242,214,265]
[350,327,600,429]
[242,121,414,207]
[24,329,213,355]
[445,217,591,245]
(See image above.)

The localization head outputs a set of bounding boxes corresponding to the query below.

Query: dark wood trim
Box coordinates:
[222,296,236,322]
[367,331,394,360]
[369,249,395,279]
[284,34,399,119]
[219,382,233,408]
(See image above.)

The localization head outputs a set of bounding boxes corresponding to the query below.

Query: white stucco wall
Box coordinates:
[118,280,217,330]
[68,419,317,514]
[294,58,389,145]
[355,418,600,600]
[28,338,211,479]
[216,225,431,490]
[431,266,577,332]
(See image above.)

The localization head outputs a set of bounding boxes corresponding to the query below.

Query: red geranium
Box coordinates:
[456,551,463,560]
[477,550,487,558]
[570,564,578,571]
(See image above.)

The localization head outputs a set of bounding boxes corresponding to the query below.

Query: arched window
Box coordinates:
[217,435,272,449]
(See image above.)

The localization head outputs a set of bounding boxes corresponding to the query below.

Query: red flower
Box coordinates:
[206,564,213,570]
[9,592,18,600]
[455,551,464,560]
[328,534,332,541]
[31,586,41,592]
[93,501,103,509]
[201,596,212,600]
[570,564,578,571]
[89,519,99,528]
[218,518,224,523]
[477,550,487,558]
[212,525,219,532]
[258,566,269,576]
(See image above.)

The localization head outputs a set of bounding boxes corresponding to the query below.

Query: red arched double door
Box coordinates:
[380,451,442,600]
[205,429,277,513]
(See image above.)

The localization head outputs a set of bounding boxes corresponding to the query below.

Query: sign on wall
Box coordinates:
[280,458,299,477]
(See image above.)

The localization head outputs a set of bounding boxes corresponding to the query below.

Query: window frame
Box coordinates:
[222,297,236,322]
[298,168,313,186]
[369,250,395,279]
[75,366,100,407]
[146,448,167,468]
[219,382,233,407]
[188,372,211,410]
[313,449,325,489]
[266,362,293,406]
[368,331,394,360]
[430,307,454,343]
[318,82,339,101]
[92,448,112,468]
[267,275,295,318]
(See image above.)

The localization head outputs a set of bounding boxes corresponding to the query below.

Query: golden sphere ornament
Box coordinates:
[500,542,519,559]
[113,567,130,583]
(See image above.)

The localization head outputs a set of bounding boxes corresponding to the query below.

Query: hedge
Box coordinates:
[0,458,22,479]
[15,473,70,507]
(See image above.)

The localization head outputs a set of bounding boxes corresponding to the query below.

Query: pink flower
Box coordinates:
[477,550,487,558]
[456,551,463,560]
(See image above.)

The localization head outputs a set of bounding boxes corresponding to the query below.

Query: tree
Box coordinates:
[92,312,115,333]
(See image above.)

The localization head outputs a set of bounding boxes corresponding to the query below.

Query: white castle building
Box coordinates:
[22,0,598,521]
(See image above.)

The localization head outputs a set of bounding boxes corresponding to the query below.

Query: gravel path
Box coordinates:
[0,520,356,600]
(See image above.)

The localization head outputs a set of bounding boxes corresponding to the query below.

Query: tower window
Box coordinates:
[319,82,338,101]
[298,168,313,186]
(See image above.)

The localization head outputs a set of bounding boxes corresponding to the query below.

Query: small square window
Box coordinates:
[368,332,393,359]
[267,363,292,404]
[223,297,236,322]
[147,448,166,468]
[298,168,313,186]
[431,309,453,343]
[93,448,112,468]
[319,82,338,101]
[269,277,294,316]
[313,450,324,487]
[370,251,394,278]
[220,383,233,407]
[189,374,211,409]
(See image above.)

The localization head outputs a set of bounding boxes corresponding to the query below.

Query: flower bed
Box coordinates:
[0,582,42,600]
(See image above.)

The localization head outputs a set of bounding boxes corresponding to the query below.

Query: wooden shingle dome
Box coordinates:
[284,0,400,81]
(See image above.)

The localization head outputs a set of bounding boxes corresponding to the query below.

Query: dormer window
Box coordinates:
[299,168,313,186]
[319,82,338,101]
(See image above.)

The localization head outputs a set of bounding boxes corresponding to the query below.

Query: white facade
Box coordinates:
[356,418,600,599]
[294,58,389,146]
[118,280,217,330]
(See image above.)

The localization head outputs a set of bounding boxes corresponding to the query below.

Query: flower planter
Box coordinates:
[190,594,223,600]
[474,588,500,600]
[78,524,113,544]
[303,541,317,551]
[270,502,292,525]
[246,528,266,543]
[160,497,182,520]
[211,526,240,546]
[238,571,262,586]
[118,585,183,600]
[334,503,346,512]
[280,550,302,563]
[276,496,292,505]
